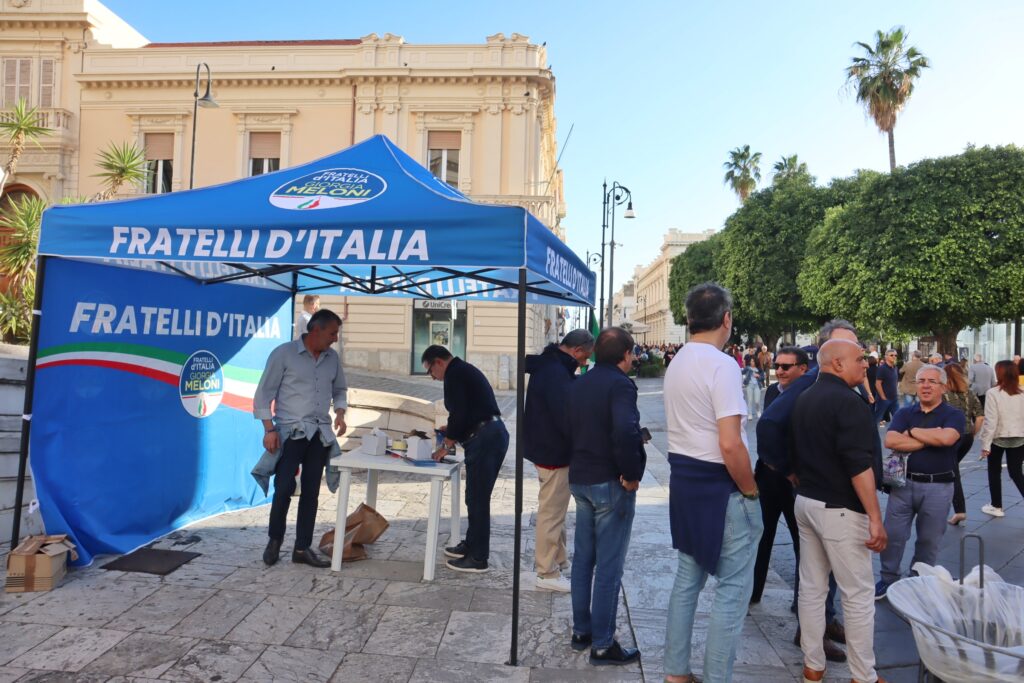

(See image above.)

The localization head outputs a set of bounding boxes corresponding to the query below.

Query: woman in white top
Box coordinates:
[978,360,1024,517]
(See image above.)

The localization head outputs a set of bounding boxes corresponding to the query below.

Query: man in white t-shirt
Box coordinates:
[663,282,762,683]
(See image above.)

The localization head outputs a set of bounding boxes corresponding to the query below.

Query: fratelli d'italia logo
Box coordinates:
[269,168,387,210]
[179,350,224,418]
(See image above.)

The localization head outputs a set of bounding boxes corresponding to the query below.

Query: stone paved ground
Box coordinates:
[0,371,1021,682]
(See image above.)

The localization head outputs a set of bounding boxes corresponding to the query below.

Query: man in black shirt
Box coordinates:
[791,339,887,683]
[422,345,508,573]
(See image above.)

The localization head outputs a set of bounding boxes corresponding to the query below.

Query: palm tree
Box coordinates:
[772,154,808,183]
[92,141,149,200]
[846,27,930,172]
[0,99,50,191]
[0,193,44,293]
[723,145,761,203]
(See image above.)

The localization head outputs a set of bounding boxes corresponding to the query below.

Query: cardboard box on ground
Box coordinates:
[5,534,77,593]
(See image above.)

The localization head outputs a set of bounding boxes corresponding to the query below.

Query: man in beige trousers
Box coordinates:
[790,339,889,683]
[523,330,595,591]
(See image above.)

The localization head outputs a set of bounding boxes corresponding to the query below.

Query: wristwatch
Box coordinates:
[742,489,759,501]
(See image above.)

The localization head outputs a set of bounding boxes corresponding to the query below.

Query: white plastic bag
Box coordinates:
[887,576,1024,683]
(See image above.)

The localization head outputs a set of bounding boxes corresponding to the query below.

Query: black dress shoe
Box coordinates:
[292,547,330,568]
[589,640,640,666]
[445,555,488,573]
[825,618,847,644]
[444,540,468,559]
[263,538,282,566]
[570,633,592,651]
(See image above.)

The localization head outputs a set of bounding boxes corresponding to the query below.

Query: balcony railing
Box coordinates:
[472,194,560,231]
[0,107,74,136]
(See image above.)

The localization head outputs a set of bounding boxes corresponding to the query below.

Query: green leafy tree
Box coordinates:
[798,145,1024,352]
[717,175,829,348]
[723,145,761,203]
[772,154,809,184]
[668,234,721,326]
[0,99,50,191]
[847,27,929,172]
[93,141,149,201]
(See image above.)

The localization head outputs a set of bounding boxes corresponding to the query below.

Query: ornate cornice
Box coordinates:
[76,71,554,90]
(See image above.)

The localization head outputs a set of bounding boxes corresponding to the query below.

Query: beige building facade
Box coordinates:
[631,229,712,346]
[1,0,568,387]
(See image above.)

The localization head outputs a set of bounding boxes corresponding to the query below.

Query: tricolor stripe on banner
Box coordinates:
[36,342,259,413]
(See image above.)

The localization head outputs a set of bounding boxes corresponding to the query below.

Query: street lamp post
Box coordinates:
[189,63,219,190]
[637,295,648,345]
[601,180,635,329]
[586,251,602,330]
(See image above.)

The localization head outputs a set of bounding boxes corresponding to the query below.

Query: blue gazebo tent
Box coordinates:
[11,135,594,665]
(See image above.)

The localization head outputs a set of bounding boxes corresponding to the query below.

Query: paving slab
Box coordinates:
[238,644,346,682]
[284,599,387,651]
[81,632,198,678]
[0,621,63,666]
[411,657,531,682]
[329,652,417,683]
[161,640,266,683]
[376,580,473,611]
[8,626,130,672]
[168,589,265,640]
[436,610,513,665]
[225,594,319,645]
[105,585,217,634]
[361,605,450,658]
[285,572,388,603]
[1,580,157,627]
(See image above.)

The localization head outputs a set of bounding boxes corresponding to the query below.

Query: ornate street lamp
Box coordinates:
[189,63,219,190]
[601,180,635,328]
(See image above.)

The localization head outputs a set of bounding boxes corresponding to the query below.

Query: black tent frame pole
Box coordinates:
[10,255,48,550]
[508,267,527,666]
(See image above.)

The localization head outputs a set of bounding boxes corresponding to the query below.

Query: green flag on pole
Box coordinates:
[582,307,600,373]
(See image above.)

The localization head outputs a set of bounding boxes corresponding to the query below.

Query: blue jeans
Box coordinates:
[664,493,763,682]
[879,480,953,584]
[570,480,636,650]
[899,393,918,409]
[463,420,508,561]
[874,398,895,421]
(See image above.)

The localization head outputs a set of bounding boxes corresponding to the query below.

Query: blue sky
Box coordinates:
[102,1,1024,295]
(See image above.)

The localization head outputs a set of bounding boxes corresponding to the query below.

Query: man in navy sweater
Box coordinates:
[524,329,595,592]
[566,327,646,666]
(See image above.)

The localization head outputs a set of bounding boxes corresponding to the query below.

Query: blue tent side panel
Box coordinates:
[30,258,291,564]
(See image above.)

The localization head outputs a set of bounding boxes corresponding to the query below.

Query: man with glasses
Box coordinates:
[422,345,509,573]
[756,321,874,663]
[874,350,899,425]
[875,364,963,600]
[749,348,844,652]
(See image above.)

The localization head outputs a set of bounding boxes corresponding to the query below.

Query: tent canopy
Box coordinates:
[39,135,594,306]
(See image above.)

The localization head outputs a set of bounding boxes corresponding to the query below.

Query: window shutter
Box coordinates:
[249,131,280,159]
[2,60,16,107]
[427,130,461,150]
[144,133,174,160]
[39,59,54,108]
[16,59,30,103]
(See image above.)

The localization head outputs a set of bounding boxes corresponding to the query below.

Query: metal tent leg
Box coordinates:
[508,267,527,666]
[9,255,48,550]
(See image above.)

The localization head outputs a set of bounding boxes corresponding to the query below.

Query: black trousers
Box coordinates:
[951,432,974,515]
[751,460,799,603]
[268,435,329,550]
[462,420,509,561]
[988,443,1024,509]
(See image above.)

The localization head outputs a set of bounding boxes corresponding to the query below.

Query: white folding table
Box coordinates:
[328,447,460,581]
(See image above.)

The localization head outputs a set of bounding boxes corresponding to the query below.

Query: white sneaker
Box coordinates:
[535,575,571,592]
[981,504,1005,518]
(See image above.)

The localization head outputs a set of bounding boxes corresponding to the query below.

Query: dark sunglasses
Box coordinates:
[774,362,802,371]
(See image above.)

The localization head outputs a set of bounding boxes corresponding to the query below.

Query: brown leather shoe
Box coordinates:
[851,678,886,683]
[802,666,825,683]
[825,618,847,644]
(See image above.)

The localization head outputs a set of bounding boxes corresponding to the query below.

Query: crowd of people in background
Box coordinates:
[517,285,1024,681]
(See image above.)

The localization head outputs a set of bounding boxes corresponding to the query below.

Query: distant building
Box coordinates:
[611,280,635,328]
[633,229,712,345]
[0,1,565,388]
